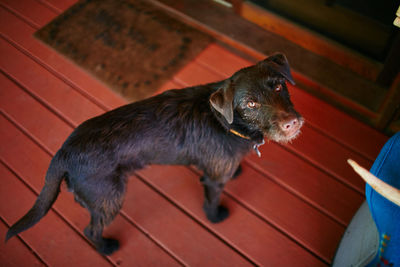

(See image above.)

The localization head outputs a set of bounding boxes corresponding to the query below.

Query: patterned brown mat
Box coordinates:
[35,0,213,101]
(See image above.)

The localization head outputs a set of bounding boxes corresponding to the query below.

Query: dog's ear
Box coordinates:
[264,53,295,85]
[210,80,234,124]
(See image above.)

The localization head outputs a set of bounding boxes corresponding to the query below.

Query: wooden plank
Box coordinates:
[0,37,104,126]
[0,0,56,28]
[0,116,180,266]
[288,85,387,161]
[0,90,251,265]
[225,163,345,262]
[0,6,126,111]
[0,73,72,153]
[286,125,370,193]
[0,164,112,267]
[173,57,222,87]
[246,143,364,225]
[0,219,45,267]
[196,43,254,76]
[138,166,326,266]
[124,176,252,266]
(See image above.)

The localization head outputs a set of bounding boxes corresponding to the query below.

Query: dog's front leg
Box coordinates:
[200,176,229,223]
[231,164,242,179]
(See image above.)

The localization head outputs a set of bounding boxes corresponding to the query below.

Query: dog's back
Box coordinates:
[60,82,245,173]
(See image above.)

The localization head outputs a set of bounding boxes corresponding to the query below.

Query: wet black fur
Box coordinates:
[6,54,302,255]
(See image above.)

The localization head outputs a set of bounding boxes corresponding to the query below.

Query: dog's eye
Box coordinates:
[247,101,258,108]
[274,84,282,92]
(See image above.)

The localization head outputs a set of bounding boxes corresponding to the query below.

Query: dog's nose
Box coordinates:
[280,118,299,132]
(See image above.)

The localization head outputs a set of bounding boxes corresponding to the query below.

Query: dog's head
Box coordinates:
[210,53,303,143]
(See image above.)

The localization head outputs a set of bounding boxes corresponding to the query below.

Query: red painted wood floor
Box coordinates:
[0,0,388,266]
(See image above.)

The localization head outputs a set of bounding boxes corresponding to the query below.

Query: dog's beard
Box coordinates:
[264,118,304,143]
[273,128,302,143]
[265,130,300,143]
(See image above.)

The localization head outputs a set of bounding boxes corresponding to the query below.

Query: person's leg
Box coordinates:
[333,132,400,266]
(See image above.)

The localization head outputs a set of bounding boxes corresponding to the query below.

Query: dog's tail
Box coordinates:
[5,152,66,241]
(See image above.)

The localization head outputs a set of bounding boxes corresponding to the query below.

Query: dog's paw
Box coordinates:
[97,238,120,255]
[205,205,230,223]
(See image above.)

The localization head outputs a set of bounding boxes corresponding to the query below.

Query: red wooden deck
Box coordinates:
[0,0,389,266]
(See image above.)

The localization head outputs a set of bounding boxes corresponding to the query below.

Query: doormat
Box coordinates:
[35,0,213,101]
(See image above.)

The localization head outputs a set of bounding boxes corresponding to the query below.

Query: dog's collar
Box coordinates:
[229,129,251,140]
[229,129,265,157]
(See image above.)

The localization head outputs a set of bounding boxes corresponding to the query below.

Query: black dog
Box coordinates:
[6,53,303,255]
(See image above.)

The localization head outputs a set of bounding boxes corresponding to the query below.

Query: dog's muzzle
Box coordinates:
[266,115,304,143]
[279,116,304,139]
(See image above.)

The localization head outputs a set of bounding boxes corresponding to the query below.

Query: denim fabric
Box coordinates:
[366,132,400,266]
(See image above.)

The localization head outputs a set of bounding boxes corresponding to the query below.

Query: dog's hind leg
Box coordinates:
[200,175,229,223]
[84,209,120,255]
[75,171,127,255]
